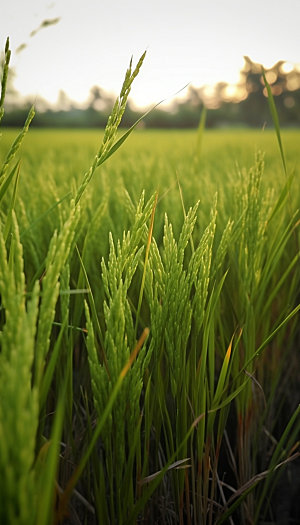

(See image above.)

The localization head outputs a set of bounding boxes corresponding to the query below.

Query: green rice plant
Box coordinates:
[138,144,298,523]
[0,38,150,524]
[0,209,66,525]
[34,201,80,390]
[0,37,10,125]
[0,213,39,525]
[55,319,150,524]
[0,40,35,257]
[0,106,34,188]
[213,83,300,523]
[141,194,248,523]
[0,40,64,525]
[75,52,146,205]
[262,68,287,176]
[84,193,156,524]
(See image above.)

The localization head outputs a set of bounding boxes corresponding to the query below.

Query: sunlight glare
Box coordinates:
[280,62,294,74]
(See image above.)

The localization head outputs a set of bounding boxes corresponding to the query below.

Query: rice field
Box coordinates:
[0,44,299,524]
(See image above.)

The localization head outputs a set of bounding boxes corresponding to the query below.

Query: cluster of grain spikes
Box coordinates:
[0,37,150,525]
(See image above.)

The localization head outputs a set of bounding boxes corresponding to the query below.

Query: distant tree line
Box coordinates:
[2,57,300,128]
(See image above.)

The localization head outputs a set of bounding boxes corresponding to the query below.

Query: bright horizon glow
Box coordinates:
[1,0,300,109]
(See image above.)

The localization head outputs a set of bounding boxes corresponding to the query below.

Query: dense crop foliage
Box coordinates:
[0,39,299,524]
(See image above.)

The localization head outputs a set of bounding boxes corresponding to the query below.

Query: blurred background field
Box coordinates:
[1,126,299,217]
[1,126,299,275]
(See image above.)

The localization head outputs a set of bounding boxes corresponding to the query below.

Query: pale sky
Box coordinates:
[1,0,300,108]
